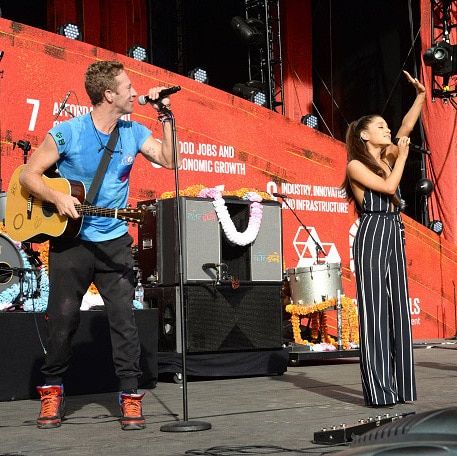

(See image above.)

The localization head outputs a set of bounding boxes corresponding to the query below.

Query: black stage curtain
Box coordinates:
[0,309,158,401]
[158,349,289,378]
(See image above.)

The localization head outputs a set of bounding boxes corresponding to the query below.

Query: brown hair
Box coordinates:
[342,115,399,206]
[84,61,124,105]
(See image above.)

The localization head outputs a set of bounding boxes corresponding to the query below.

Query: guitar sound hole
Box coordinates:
[42,206,54,217]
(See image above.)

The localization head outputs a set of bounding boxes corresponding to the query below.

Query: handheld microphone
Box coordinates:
[272,192,288,199]
[202,263,218,270]
[138,86,181,105]
[392,137,430,155]
[56,91,71,117]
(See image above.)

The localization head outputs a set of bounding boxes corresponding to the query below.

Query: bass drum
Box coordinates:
[0,233,24,293]
[286,262,343,307]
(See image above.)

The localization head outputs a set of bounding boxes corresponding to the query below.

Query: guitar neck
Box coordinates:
[39,201,143,224]
[75,203,118,218]
[76,203,143,224]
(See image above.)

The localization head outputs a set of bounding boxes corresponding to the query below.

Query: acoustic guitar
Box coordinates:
[5,165,145,243]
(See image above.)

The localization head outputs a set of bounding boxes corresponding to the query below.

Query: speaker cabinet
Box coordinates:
[137,197,283,286]
[145,284,283,353]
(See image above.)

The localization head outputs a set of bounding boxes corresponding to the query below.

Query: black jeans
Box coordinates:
[42,233,141,391]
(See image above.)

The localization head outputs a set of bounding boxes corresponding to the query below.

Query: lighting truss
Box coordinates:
[426,0,457,101]
[242,0,284,113]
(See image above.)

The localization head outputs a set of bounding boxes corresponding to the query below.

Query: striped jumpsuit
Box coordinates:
[353,188,416,406]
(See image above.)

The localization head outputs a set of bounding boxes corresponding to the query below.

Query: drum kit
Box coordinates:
[0,139,44,311]
[0,191,42,311]
[285,262,345,350]
[278,193,344,308]
[286,262,343,306]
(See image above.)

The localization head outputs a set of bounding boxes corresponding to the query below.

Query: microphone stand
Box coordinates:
[158,104,211,433]
[275,195,327,261]
[3,266,34,312]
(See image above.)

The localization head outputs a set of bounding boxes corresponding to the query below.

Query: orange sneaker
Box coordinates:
[119,392,146,430]
[36,385,65,429]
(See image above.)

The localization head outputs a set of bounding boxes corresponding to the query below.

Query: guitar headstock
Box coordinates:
[117,207,144,224]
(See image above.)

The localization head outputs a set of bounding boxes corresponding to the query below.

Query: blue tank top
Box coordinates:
[49,113,151,241]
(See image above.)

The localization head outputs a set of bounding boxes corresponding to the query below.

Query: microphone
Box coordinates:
[392,137,430,155]
[56,91,71,117]
[138,86,181,105]
[272,192,288,199]
[202,263,218,270]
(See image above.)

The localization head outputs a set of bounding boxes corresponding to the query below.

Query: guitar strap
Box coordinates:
[85,125,119,205]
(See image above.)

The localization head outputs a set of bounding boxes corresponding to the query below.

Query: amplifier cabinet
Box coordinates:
[137,197,283,286]
[145,284,283,354]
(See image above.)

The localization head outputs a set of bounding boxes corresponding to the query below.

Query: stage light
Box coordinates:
[188,67,208,84]
[301,114,319,130]
[429,220,443,235]
[252,91,266,106]
[127,45,148,62]
[233,81,267,106]
[416,178,434,196]
[230,16,265,47]
[423,41,457,76]
[57,23,82,41]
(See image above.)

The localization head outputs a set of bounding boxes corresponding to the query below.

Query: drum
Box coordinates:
[286,262,342,306]
[0,233,24,293]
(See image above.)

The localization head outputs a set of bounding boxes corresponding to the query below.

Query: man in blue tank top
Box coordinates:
[19,60,181,431]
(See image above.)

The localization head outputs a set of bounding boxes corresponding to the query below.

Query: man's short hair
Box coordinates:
[85,61,124,106]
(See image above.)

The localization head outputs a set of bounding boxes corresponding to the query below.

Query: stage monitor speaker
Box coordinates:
[137,197,282,286]
[145,283,283,353]
[333,407,457,455]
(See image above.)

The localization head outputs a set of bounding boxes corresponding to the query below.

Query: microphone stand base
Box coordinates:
[160,420,212,433]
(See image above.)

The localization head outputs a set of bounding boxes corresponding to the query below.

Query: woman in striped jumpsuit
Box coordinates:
[343,71,425,407]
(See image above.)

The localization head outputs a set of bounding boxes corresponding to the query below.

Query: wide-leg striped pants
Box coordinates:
[353,212,416,406]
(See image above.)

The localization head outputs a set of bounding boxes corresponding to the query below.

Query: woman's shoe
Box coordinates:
[367,403,396,409]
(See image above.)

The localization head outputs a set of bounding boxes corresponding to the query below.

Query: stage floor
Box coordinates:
[0,340,456,455]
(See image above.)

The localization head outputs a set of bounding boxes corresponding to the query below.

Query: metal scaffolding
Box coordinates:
[244,0,285,113]
[428,0,457,100]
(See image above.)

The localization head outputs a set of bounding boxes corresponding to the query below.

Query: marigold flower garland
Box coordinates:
[286,296,358,350]
[160,185,272,201]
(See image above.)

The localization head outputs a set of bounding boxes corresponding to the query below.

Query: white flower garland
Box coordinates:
[198,188,263,246]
